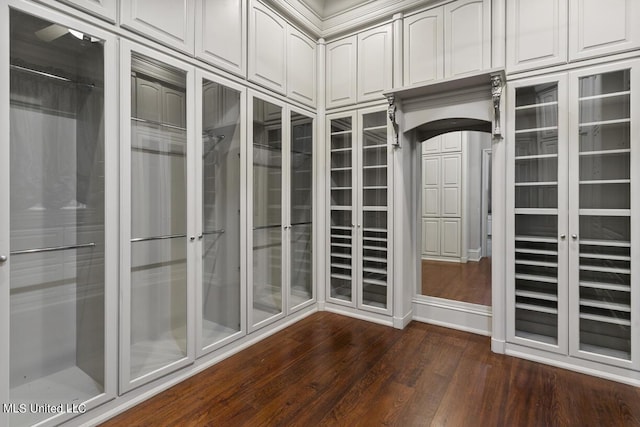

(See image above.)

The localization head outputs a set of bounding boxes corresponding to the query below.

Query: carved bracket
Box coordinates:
[387,95,400,148]
[491,73,504,137]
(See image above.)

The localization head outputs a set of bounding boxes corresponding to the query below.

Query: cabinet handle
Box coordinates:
[560,234,566,240]
[0,255,6,263]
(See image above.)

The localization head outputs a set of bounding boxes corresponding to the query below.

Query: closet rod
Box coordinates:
[10,64,97,89]
[10,242,96,255]
[131,234,186,243]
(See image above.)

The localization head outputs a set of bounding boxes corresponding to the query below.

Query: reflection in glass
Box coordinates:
[9,10,105,425]
[290,112,314,308]
[130,54,187,379]
[201,80,242,348]
[252,99,283,324]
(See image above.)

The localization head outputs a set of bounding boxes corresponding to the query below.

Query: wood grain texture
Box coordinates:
[421,257,492,305]
[101,312,640,426]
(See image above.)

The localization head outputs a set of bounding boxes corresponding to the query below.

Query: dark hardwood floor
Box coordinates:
[100,312,640,426]
[421,257,492,306]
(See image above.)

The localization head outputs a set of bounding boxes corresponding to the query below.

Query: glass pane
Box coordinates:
[201,80,242,348]
[290,112,313,308]
[130,54,187,379]
[9,10,106,425]
[253,98,282,324]
[578,70,632,360]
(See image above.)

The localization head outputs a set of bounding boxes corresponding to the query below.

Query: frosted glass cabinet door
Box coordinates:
[122,46,193,391]
[250,97,284,328]
[5,9,116,426]
[289,111,314,309]
[198,75,244,354]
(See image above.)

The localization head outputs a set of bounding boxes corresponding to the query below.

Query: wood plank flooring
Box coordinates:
[100,312,640,427]
[421,257,492,306]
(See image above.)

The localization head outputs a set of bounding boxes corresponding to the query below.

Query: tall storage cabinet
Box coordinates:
[327,107,392,316]
[507,59,640,370]
[1,5,118,426]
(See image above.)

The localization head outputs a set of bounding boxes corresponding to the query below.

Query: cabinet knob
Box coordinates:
[0,255,6,263]
[560,234,566,240]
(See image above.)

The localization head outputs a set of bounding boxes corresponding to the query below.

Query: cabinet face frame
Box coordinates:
[119,40,197,393]
[567,59,640,369]
[195,69,247,357]
[120,0,196,55]
[0,2,119,424]
[195,0,247,78]
[505,73,570,355]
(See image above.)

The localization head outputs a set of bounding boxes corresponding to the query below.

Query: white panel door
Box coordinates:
[120,0,195,54]
[357,23,393,103]
[287,26,316,107]
[58,0,117,21]
[404,7,444,86]
[422,157,440,217]
[444,0,491,78]
[441,154,461,217]
[441,132,462,152]
[422,219,441,256]
[569,0,640,61]
[195,0,246,77]
[326,36,357,108]
[507,0,567,72]
[249,2,287,94]
[441,219,461,257]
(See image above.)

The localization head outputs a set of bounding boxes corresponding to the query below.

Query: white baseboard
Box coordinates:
[412,296,491,336]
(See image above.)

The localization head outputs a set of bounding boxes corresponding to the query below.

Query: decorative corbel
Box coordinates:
[491,73,504,137]
[387,94,400,148]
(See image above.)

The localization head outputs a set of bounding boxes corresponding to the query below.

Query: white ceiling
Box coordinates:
[302,0,375,18]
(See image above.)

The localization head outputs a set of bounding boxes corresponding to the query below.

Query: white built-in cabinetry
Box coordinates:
[507,0,640,73]
[120,0,195,54]
[326,23,393,108]
[421,133,463,260]
[506,58,640,371]
[327,107,392,316]
[249,1,316,106]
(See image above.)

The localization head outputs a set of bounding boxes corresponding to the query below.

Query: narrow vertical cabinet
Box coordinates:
[1,5,117,426]
[327,107,392,316]
[120,41,196,392]
[195,71,246,356]
[507,59,640,370]
[248,91,315,331]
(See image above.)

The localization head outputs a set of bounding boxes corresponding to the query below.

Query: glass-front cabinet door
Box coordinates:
[1,6,117,426]
[120,41,195,392]
[568,61,640,368]
[196,71,246,355]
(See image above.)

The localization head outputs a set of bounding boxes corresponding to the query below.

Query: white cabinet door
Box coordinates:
[569,0,640,61]
[441,219,461,257]
[444,0,491,78]
[422,219,441,256]
[120,0,195,54]
[287,26,316,107]
[58,0,117,22]
[507,0,567,73]
[357,23,393,102]
[441,154,461,217]
[195,0,246,77]
[422,157,440,217]
[249,1,287,94]
[326,36,357,108]
[404,8,444,86]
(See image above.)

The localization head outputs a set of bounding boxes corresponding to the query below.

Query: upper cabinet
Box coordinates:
[248,1,316,107]
[120,0,195,55]
[507,0,640,73]
[196,0,246,77]
[287,26,317,106]
[404,7,444,86]
[569,0,640,61]
[326,35,358,108]
[507,0,568,73]
[357,23,393,103]
[249,1,287,94]
[444,0,491,78]
[57,0,117,22]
